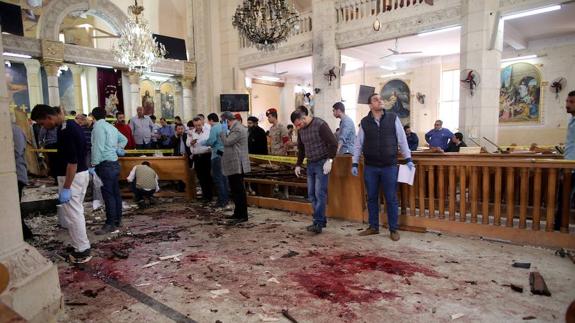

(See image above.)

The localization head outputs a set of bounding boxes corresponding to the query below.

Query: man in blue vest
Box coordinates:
[352,93,414,241]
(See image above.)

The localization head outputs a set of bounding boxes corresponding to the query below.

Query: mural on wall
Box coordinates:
[58,67,75,113]
[380,79,410,125]
[5,62,30,111]
[499,62,542,124]
[97,68,124,116]
[140,80,156,116]
[160,82,175,119]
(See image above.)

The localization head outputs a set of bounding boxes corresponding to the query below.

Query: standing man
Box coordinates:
[188,117,213,203]
[170,123,189,157]
[30,105,92,263]
[91,107,128,235]
[74,114,93,167]
[12,123,33,240]
[556,90,575,230]
[220,111,251,225]
[332,102,356,155]
[404,125,419,151]
[425,120,453,151]
[352,93,414,241]
[247,116,268,155]
[129,106,154,149]
[292,106,338,234]
[114,112,135,149]
[202,113,229,209]
[158,117,175,148]
[267,108,290,156]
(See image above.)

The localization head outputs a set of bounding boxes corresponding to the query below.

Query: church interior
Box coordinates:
[1,0,575,322]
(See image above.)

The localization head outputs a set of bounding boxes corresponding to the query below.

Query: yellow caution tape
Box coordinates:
[249,154,305,165]
[31,149,174,154]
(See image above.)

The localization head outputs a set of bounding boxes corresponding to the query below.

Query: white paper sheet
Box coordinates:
[398,165,416,185]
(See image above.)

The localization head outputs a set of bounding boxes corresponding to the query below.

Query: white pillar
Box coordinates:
[182,78,194,122]
[459,0,502,144]
[312,0,340,131]
[0,27,62,322]
[68,65,84,114]
[44,62,60,107]
[128,72,140,117]
[23,60,42,109]
[189,0,214,116]
[280,81,296,125]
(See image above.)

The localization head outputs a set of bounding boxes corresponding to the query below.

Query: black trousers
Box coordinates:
[228,173,248,219]
[193,153,213,201]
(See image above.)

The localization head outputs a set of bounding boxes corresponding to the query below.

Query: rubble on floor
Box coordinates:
[23,199,575,323]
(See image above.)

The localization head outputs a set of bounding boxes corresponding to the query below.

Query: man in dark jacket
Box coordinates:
[445,132,467,152]
[247,116,268,155]
[170,123,190,157]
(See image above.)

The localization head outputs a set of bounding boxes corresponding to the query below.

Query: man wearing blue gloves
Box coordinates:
[91,107,128,235]
[31,104,92,263]
[352,93,414,241]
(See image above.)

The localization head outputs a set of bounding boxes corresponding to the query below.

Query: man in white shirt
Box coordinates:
[198,113,211,134]
[187,116,213,203]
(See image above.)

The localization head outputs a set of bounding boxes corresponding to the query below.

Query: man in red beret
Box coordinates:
[266,108,289,156]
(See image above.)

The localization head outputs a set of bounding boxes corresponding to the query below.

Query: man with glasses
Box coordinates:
[425,120,453,151]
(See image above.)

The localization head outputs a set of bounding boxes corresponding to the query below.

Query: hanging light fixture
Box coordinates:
[232,0,300,51]
[112,0,166,73]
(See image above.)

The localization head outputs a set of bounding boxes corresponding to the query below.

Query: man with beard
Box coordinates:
[247,116,268,155]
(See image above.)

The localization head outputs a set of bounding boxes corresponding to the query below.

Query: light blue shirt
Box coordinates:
[425,127,453,150]
[565,117,575,160]
[352,114,412,164]
[91,119,128,166]
[338,114,356,154]
[202,123,224,160]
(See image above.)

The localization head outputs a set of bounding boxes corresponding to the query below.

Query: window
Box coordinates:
[439,69,460,131]
[341,84,358,125]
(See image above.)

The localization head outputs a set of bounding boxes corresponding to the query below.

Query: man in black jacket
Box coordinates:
[247,116,268,155]
[170,123,190,192]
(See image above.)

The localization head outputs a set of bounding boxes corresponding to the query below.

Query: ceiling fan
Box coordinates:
[379,38,422,59]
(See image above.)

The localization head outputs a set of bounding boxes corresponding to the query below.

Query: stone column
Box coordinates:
[280,81,296,125]
[68,65,84,114]
[23,60,42,109]
[189,0,214,116]
[43,62,60,107]
[127,72,141,117]
[459,0,502,144]
[182,78,194,122]
[312,0,340,131]
[0,28,62,322]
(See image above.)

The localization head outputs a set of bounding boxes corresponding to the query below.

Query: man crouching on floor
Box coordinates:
[127,161,159,208]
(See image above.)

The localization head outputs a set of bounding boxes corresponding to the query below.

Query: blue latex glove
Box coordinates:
[351,166,359,177]
[88,167,96,175]
[59,188,72,204]
[221,121,229,132]
[407,161,415,170]
[116,148,126,157]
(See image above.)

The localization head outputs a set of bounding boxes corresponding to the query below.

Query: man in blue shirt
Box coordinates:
[202,113,229,209]
[157,117,175,148]
[91,107,128,235]
[556,90,575,230]
[332,102,356,155]
[404,125,419,151]
[425,120,453,151]
[31,104,92,264]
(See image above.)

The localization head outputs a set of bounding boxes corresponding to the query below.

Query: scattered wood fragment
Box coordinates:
[522,316,536,320]
[502,283,523,293]
[512,262,531,269]
[239,291,250,299]
[142,261,161,269]
[158,253,182,261]
[282,309,299,323]
[529,272,551,296]
[451,313,465,320]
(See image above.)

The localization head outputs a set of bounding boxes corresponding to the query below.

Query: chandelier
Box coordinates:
[112,0,166,73]
[232,0,300,51]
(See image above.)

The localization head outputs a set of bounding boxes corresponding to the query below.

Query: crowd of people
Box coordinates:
[20,89,564,265]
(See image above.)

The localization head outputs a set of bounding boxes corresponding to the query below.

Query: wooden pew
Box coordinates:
[118,156,195,201]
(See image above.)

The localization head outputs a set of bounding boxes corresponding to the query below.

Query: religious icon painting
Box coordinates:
[499,62,542,124]
[380,79,411,125]
[160,82,175,119]
[5,61,30,111]
[140,80,156,116]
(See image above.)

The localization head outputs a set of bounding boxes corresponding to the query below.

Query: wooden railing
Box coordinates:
[335,0,429,24]
[247,155,575,249]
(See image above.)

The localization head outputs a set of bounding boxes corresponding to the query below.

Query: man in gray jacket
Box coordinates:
[220,111,251,225]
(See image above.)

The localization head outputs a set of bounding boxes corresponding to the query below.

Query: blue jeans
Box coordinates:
[364,165,399,232]
[96,160,122,226]
[307,159,329,227]
[211,156,229,206]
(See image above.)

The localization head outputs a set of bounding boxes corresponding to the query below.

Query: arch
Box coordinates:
[37,0,128,41]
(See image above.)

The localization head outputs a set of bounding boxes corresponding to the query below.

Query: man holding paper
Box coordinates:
[352,93,414,241]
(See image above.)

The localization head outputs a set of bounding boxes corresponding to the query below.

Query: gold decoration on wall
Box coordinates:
[41,39,64,64]
[183,61,197,82]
